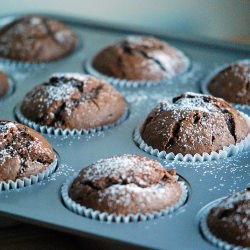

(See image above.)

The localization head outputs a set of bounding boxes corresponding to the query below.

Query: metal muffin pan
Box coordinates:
[0,13,250,250]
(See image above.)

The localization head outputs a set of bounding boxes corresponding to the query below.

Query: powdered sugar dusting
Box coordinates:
[158,92,222,113]
[227,61,249,82]
[0,121,16,131]
[83,154,163,186]
[216,189,250,210]
[99,182,180,207]
[52,73,89,82]
[165,150,250,193]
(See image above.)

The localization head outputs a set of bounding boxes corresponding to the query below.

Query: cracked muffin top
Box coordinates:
[0,15,77,62]
[208,61,250,105]
[0,121,55,182]
[207,188,250,248]
[0,70,9,98]
[92,35,189,81]
[20,73,126,130]
[69,154,183,215]
[140,92,249,155]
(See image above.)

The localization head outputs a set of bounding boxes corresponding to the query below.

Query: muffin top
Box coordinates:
[0,15,77,62]
[141,92,249,155]
[0,70,9,98]
[92,35,189,81]
[208,61,250,104]
[207,188,250,247]
[69,154,183,215]
[20,73,126,130]
[0,121,55,182]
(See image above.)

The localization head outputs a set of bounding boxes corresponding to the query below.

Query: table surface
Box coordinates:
[0,222,123,250]
[0,223,82,250]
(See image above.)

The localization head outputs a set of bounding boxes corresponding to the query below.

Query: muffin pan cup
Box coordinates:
[200,59,250,107]
[84,54,191,88]
[0,155,58,191]
[198,198,248,250]
[133,113,250,162]
[0,13,250,250]
[61,173,188,223]
[14,104,129,136]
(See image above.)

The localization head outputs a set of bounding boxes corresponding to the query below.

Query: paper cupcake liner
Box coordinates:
[84,54,191,88]
[0,156,57,191]
[199,198,248,250]
[14,104,129,136]
[200,59,250,107]
[133,113,250,162]
[61,173,188,223]
[0,75,16,104]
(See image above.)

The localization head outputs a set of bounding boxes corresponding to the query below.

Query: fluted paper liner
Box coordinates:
[61,173,188,223]
[199,198,248,250]
[0,156,57,191]
[15,104,129,136]
[133,113,250,162]
[84,54,191,88]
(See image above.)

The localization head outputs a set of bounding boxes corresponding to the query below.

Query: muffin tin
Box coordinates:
[0,13,250,250]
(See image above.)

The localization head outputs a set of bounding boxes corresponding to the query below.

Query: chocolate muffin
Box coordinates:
[20,73,126,130]
[140,92,249,155]
[0,120,55,182]
[208,61,250,105]
[0,71,9,98]
[206,188,250,248]
[0,15,77,62]
[92,36,189,81]
[69,154,184,215]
